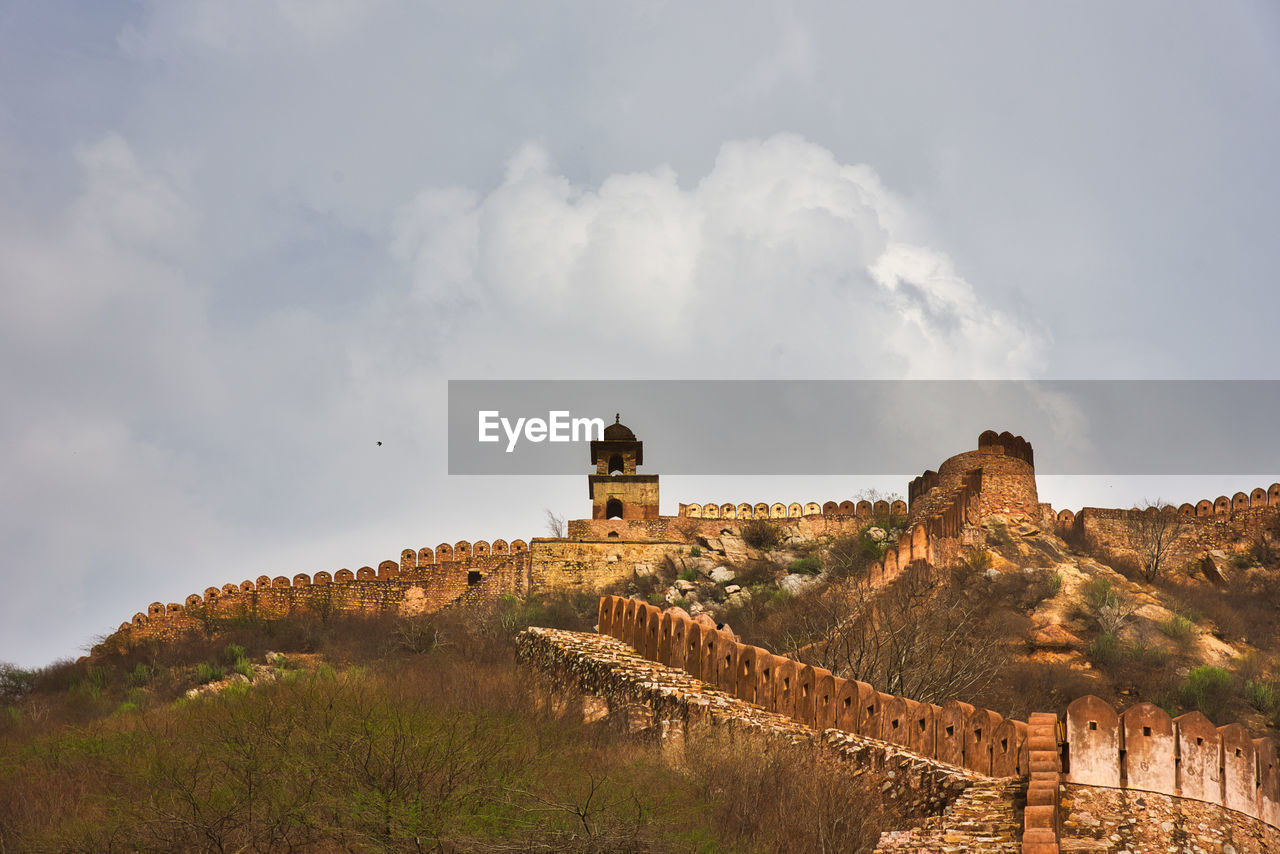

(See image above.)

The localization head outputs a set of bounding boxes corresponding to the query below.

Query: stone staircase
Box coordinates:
[874,777,1026,852]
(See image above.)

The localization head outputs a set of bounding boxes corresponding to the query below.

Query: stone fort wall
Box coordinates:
[675,498,907,520]
[100,429,1039,652]
[597,592,1031,778]
[1054,483,1280,530]
[593,593,1280,852]
[101,538,533,647]
[1053,484,1280,573]
[568,512,879,543]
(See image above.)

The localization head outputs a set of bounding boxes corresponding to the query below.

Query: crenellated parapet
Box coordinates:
[978,429,1035,467]
[596,594,1028,778]
[594,596,1280,851]
[1057,694,1279,829]
[677,499,907,520]
[1055,484,1280,574]
[103,535,531,648]
[1057,482,1280,530]
[516,624,996,848]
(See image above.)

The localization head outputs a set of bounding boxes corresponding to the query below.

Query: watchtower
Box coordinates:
[588,415,659,520]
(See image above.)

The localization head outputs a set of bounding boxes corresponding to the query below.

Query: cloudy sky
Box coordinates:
[2,2,1278,667]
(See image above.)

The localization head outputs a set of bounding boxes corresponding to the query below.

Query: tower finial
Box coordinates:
[615,413,620,424]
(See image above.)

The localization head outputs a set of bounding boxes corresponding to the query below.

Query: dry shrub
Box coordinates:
[741,519,783,551]
[0,654,715,853]
[1161,574,1280,649]
[684,731,898,853]
[825,533,877,580]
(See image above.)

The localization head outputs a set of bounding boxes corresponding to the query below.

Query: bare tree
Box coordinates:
[544,508,566,538]
[1128,499,1188,582]
[784,563,1006,705]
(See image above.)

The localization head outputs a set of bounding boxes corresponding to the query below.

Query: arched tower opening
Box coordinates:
[589,414,660,521]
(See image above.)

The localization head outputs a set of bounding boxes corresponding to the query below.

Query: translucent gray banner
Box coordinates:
[447,380,1280,475]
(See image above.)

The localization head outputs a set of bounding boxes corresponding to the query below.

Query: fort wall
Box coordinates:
[676,498,907,521]
[596,594,1280,851]
[597,592,1029,778]
[526,538,688,593]
[1055,486,1280,574]
[100,428,1036,654]
[1060,695,1280,826]
[568,512,878,543]
[1056,482,1280,529]
[515,625,995,846]
[100,540,531,648]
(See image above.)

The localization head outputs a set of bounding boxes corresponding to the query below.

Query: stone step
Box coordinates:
[873,778,1026,853]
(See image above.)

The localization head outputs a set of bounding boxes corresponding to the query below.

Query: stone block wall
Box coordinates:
[1060,784,1280,853]
[566,511,874,542]
[1061,694,1279,830]
[1062,496,1279,571]
[677,498,908,521]
[514,626,991,840]
[909,431,1040,525]
[589,474,660,519]
[597,593,1029,779]
[597,596,1280,853]
[98,539,532,649]
[526,538,688,594]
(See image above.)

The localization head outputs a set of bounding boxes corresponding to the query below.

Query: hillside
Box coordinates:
[5,426,1280,851]
[1,592,909,853]
[4,508,1279,851]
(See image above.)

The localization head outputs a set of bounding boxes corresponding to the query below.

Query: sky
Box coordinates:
[2,1,1278,667]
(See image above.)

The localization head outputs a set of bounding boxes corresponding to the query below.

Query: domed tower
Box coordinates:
[908,430,1040,524]
[588,415,659,520]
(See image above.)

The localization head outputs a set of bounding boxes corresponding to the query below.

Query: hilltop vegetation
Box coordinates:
[1,596,897,853]
[5,509,1280,851]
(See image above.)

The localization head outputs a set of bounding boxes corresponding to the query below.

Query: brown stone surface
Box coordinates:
[101,552,529,648]
[1060,783,1280,853]
[1033,624,1084,650]
[1068,502,1278,576]
[909,431,1040,525]
[514,626,994,848]
[873,778,1026,853]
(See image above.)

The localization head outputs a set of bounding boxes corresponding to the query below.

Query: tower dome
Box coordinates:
[603,415,636,442]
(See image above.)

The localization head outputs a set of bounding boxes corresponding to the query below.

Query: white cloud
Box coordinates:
[394,134,1046,378]
[870,243,1046,378]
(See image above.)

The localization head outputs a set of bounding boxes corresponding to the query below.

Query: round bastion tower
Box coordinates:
[907,430,1040,525]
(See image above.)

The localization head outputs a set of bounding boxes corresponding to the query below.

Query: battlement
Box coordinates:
[594,593,1280,850]
[977,429,1035,467]
[515,625,994,848]
[597,593,1029,778]
[101,535,531,647]
[1056,482,1280,528]
[678,499,907,520]
[1062,694,1279,827]
[1053,484,1280,580]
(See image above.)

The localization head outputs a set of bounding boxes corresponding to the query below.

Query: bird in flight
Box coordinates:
[376,441,382,446]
